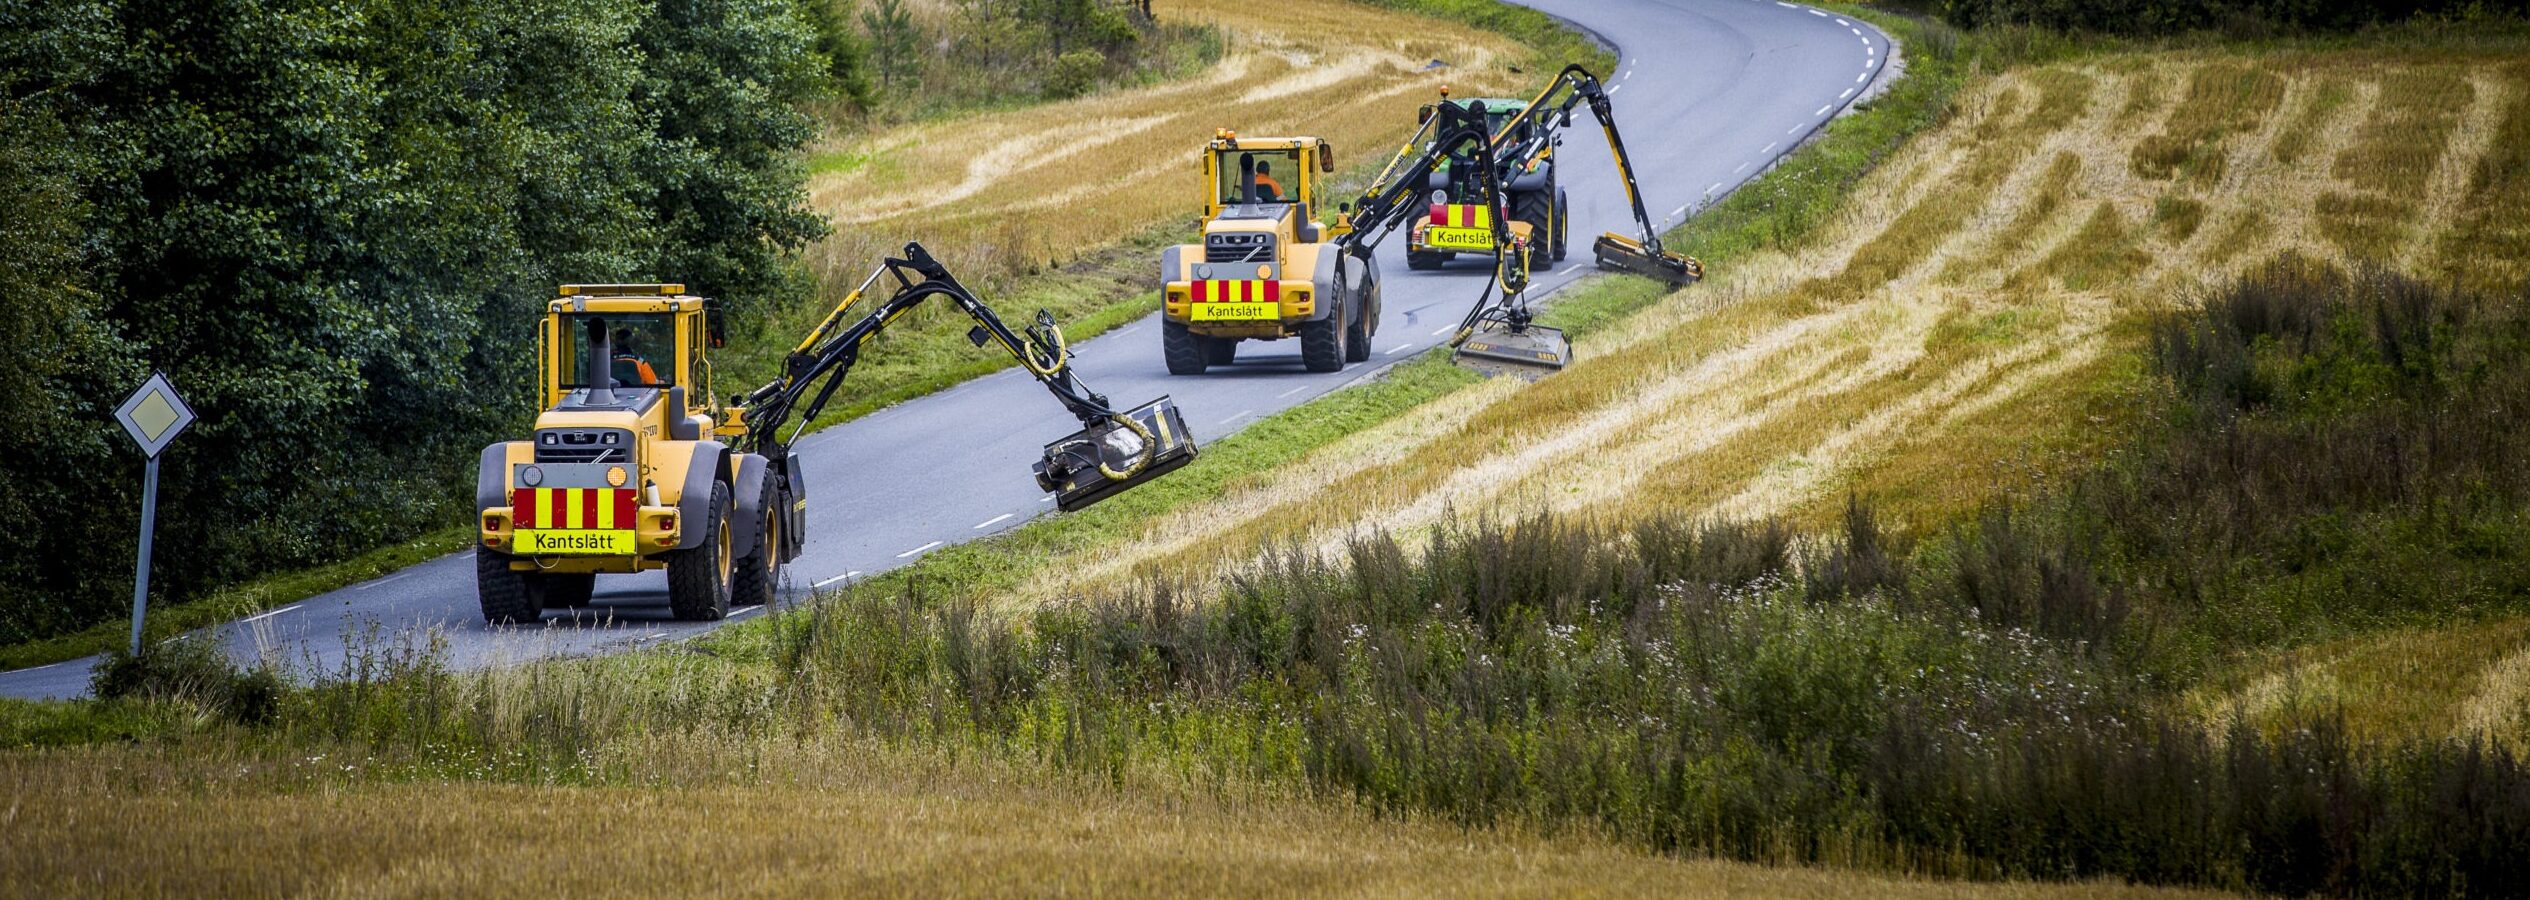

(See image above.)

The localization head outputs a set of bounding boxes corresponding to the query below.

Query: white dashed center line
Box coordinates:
[896,541,941,559]
[1762,141,1779,153]
[1816,104,1833,116]
[1857,71,1869,83]
[1706,182,1724,195]
[1734,161,1752,174]
[1276,384,1311,398]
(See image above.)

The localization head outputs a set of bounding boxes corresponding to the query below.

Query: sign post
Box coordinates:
[113,373,195,656]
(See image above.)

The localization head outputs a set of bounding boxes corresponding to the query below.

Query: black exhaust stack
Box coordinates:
[584,317,617,405]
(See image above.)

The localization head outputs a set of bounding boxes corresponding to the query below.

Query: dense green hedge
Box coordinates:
[0,0,838,644]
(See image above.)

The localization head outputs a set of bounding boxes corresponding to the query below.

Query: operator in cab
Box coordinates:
[611,327,661,386]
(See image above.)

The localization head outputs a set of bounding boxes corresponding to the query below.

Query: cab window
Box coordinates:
[559,313,677,389]
[1215,149,1303,205]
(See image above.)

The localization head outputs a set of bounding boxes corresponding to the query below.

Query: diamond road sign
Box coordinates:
[114,372,196,459]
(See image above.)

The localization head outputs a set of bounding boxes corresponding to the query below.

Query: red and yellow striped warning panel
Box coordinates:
[1189,280,1283,303]
[1428,204,1491,228]
[513,487,638,530]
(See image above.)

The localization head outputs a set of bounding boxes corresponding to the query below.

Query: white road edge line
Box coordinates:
[1430,325,1455,337]
[243,604,301,624]
[1762,141,1779,153]
[1787,124,1803,134]
[896,541,942,559]
[1706,182,1723,195]
[1216,409,1255,425]
[1113,325,1141,337]
[812,571,860,589]
[728,606,760,619]
[1837,16,1851,25]
[974,513,1014,530]
[1857,71,1869,83]
[1808,8,1826,15]
[1385,343,1415,355]
[1816,104,1833,116]
[1276,384,1311,397]
[1672,204,1690,218]
[1842,87,1856,99]
[646,632,667,641]
[1734,161,1752,174]
[1608,83,1622,94]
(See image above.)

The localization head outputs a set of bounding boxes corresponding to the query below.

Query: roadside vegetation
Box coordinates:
[15,2,2530,896]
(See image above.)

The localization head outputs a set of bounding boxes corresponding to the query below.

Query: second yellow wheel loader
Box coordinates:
[475,243,1195,624]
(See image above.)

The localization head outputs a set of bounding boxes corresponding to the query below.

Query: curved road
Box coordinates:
[1,0,1891,699]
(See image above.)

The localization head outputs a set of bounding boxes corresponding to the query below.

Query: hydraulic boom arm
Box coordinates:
[737,242,1197,511]
[1486,64,1703,284]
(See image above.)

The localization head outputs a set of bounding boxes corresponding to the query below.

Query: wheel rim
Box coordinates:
[716,517,733,587]
[764,506,779,577]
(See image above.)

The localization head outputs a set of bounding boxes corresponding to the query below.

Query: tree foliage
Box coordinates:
[0,0,842,644]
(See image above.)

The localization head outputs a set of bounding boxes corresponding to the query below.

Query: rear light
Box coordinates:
[656,537,675,546]
[485,536,504,547]
[656,515,676,531]
[483,515,504,531]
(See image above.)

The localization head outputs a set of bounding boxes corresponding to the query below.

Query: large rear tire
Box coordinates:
[731,477,781,609]
[1300,304,1347,373]
[1553,188,1570,262]
[1162,320,1207,375]
[476,550,540,625]
[666,481,733,621]
[1513,189,1555,263]
[1344,293,1372,363]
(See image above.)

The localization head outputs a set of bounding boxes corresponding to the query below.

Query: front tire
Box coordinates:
[1344,294,1372,363]
[1300,304,1347,373]
[731,477,781,609]
[476,549,540,625]
[666,481,733,621]
[1162,320,1207,375]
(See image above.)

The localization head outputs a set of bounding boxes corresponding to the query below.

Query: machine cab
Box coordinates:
[538,284,723,437]
[1201,132,1336,225]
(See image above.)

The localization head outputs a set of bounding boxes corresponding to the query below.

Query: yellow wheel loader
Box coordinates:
[475,243,1195,624]
[1159,133,1382,374]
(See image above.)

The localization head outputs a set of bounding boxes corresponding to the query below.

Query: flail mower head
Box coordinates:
[1033,396,1198,511]
[1593,233,1704,285]
[1454,320,1571,381]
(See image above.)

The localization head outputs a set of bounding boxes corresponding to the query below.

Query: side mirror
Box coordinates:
[704,298,728,348]
[1418,105,1435,125]
[1318,145,1335,173]
[1561,109,1574,128]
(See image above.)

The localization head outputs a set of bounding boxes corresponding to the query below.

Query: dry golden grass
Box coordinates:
[2185,618,2530,745]
[0,746,2221,899]
[994,48,2530,604]
[802,0,1526,285]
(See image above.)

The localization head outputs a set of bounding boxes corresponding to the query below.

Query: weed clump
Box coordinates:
[91,638,279,726]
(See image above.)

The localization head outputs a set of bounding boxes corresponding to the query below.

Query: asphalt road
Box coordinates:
[0,0,1891,700]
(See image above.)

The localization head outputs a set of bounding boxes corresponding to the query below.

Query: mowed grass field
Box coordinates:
[0,745,2216,899]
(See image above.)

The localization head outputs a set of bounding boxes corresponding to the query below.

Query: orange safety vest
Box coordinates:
[1255,173,1284,200]
[615,355,660,385]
